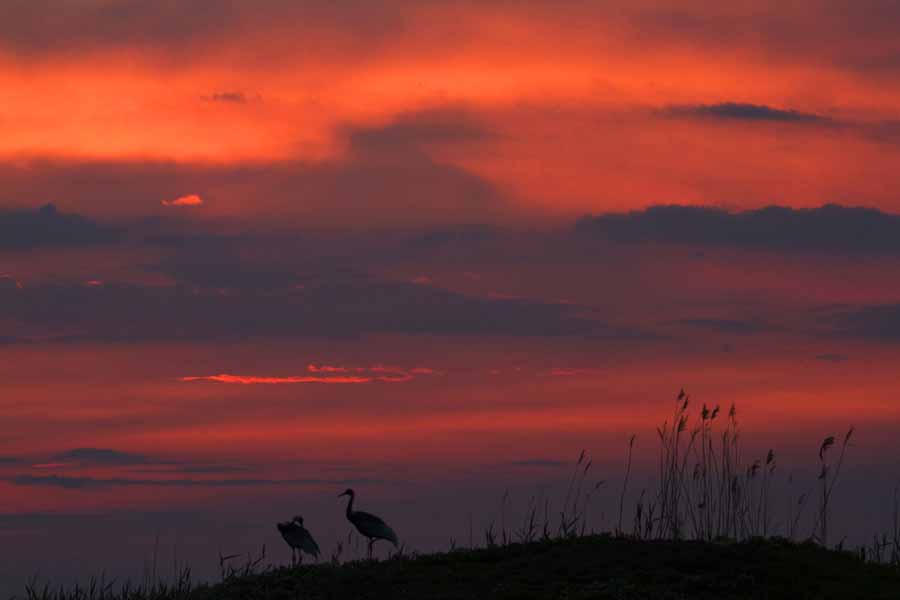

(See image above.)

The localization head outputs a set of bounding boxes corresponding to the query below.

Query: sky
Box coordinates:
[2,0,900,593]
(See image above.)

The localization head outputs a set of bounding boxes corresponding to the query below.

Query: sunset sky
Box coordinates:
[2,0,900,592]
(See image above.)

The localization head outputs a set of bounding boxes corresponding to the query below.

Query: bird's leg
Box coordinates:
[291,548,296,567]
[367,539,374,561]
[298,551,303,566]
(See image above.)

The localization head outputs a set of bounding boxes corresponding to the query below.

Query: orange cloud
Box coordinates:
[306,364,349,373]
[181,365,437,385]
[180,374,372,384]
[161,194,203,207]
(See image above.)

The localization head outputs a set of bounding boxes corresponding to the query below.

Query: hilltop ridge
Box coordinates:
[188,535,900,600]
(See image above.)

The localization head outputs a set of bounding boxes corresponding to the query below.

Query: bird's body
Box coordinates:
[347,510,399,546]
[339,489,398,559]
[276,516,320,566]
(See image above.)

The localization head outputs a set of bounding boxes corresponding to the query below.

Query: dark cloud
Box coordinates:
[291,155,505,227]
[665,102,827,123]
[203,91,249,103]
[343,109,493,154]
[863,120,900,145]
[0,0,230,56]
[151,254,305,291]
[0,276,21,291]
[0,204,116,250]
[674,318,761,334]
[53,448,158,466]
[0,277,601,342]
[510,459,568,468]
[148,242,365,291]
[142,230,256,250]
[11,474,378,489]
[832,305,900,341]
[3,0,899,83]
[412,224,497,249]
[0,509,217,532]
[575,204,900,253]
[166,465,254,474]
[0,0,403,59]
[815,353,848,362]
[662,103,900,147]
[51,449,256,474]
[628,2,900,78]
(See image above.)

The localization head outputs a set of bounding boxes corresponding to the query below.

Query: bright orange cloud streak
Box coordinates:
[161,194,203,207]
[180,374,374,384]
[180,365,437,385]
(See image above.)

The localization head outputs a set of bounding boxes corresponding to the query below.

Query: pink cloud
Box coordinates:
[161,194,203,207]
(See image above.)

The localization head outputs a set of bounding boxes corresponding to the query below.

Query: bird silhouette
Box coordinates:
[276,515,320,566]
[338,488,398,559]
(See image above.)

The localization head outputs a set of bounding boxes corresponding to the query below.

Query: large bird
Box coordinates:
[276,515,320,566]
[338,488,398,559]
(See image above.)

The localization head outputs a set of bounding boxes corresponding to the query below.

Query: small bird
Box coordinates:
[276,515,320,566]
[338,488,398,559]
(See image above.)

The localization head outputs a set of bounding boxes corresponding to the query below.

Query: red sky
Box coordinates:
[2,0,900,222]
[1,1,900,593]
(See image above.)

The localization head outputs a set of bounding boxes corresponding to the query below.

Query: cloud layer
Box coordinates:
[0,278,597,342]
[53,448,157,466]
[0,204,115,249]
[575,204,900,253]
[0,110,508,226]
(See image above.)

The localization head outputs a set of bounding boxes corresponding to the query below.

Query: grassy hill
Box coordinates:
[184,535,900,600]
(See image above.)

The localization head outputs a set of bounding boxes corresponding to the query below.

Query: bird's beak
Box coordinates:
[337,491,347,497]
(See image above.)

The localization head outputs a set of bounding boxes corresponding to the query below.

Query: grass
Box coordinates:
[625,392,858,545]
[16,390,900,599]
[194,536,900,600]
[22,536,900,600]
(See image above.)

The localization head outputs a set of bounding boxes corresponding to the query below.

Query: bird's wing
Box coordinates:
[299,527,320,556]
[279,524,305,549]
[352,511,399,546]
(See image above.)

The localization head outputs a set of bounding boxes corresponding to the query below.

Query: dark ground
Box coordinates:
[191,536,900,599]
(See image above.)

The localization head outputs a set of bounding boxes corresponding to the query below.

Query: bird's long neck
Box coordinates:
[345,493,355,519]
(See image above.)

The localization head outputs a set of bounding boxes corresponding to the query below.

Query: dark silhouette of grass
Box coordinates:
[198,536,900,600]
[20,536,900,599]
